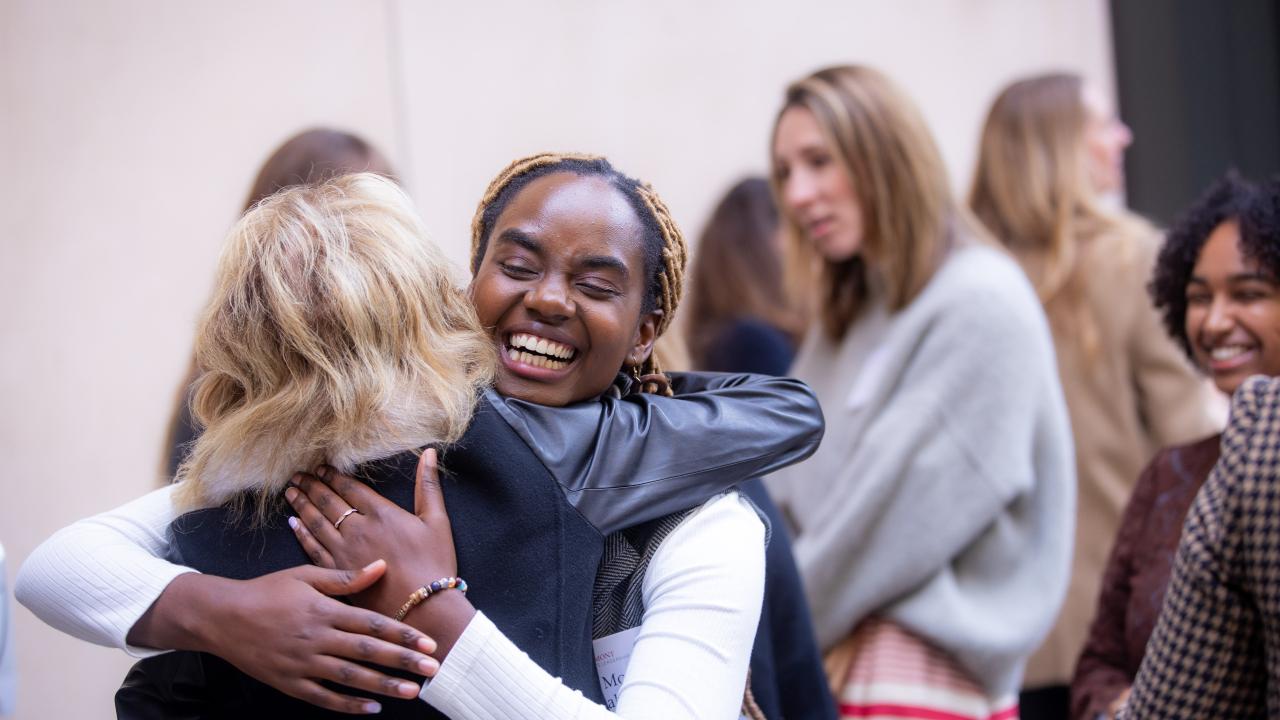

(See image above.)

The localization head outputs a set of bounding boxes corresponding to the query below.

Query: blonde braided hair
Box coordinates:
[470,153,687,396]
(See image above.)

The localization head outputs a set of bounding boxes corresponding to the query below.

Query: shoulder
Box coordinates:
[1131,433,1221,513]
[913,244,1049,346]
[648,493,765,581]
[707,319,795,375]
[1083,213,1162,282]
[666,492,765,547]
[1225,376,1280,443]
[718,318,791,347]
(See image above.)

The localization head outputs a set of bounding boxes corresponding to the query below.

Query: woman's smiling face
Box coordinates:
[470,171,659,407]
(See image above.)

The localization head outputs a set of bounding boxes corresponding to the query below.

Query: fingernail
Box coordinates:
[287,516,299,531]
[418,656,440,675]
[362,560,382,572]
[285,487,298,502]
[417,636,438,654]
[363,701,381,714]
[398,681,419,697]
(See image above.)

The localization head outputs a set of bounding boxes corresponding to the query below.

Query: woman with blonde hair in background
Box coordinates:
[162,127,396,478]
[764,65,1075,719]
[968,73,1220,720]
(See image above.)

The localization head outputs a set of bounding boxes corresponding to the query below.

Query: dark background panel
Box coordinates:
[1112,0,1280,225]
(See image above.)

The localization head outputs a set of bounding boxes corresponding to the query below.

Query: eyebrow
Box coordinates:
[494,228,544,256]
[1188,272,1277,284]
[578,254,629,279]
[495,228,630,278]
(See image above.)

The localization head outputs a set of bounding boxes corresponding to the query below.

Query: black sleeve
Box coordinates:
[488,372,824,535]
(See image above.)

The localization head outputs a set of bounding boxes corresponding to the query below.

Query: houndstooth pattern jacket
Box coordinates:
[1119,375,1280,719]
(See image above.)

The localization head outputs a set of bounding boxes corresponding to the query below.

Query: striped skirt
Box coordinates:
[825,617,1018,720]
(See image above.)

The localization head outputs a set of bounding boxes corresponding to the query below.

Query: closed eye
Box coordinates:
[577,281,620,298]
[500,262,538,279]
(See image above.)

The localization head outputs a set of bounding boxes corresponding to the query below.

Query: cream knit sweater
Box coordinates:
[766,243,1076,698]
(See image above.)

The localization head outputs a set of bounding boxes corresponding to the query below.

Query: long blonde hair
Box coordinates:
[969,73,1143,354]
[772,65,968,340]
[176,173,494,520]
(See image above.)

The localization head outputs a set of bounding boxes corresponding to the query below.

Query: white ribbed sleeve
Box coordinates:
[14,485,195,657]
[420,492,765,719]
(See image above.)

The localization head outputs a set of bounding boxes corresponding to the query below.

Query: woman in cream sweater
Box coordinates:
[765,65,1075,719]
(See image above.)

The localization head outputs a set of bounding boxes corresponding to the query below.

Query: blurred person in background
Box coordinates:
[764,64,1074,719]
[968,73,1222,720]
[1072,173,1279,720]
[685,177,805,376]
[685,177,835,719]
[163,127,396,478]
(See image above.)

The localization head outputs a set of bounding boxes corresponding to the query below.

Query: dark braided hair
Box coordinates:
[470,153,688,396]
[1151,172,1280,358]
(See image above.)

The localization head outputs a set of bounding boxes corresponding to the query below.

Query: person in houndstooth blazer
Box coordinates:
[1120,373,1280,718]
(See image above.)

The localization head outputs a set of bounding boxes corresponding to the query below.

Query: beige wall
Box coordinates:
[0,1,1112,717]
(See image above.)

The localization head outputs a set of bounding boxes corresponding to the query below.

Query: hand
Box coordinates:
[136,562,440,715]
[1107,686,1132,718]
[286,449,463,622]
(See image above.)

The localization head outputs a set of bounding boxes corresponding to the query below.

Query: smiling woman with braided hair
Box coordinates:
[18,157,817,719]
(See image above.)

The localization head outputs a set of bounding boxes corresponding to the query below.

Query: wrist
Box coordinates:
[129,572,232,653]
[401,587,475,661]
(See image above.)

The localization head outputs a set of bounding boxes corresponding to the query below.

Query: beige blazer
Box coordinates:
[1020,220,1223,688]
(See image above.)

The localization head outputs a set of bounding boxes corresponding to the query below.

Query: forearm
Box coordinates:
[126,572,233,653]
[493,372,823,535]
[14,485,196,655]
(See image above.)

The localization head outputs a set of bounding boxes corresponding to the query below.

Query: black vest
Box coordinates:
[116,397,606,719]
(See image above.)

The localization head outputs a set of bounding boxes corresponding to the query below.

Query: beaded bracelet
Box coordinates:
[394,577,468,621]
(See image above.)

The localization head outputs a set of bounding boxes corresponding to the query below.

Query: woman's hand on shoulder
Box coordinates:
[287,449,475,657]
[140,562,439,714]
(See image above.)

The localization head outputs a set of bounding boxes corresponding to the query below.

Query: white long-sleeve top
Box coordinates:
[16,487,763,719]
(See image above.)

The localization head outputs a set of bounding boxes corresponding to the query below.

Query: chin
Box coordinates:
[818,241,860,263]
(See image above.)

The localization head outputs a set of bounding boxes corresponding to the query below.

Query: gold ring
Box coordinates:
[333,507,361,531]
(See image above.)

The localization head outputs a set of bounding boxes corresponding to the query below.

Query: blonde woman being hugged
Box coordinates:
[968,73,1221,720]
[764,65,1075,719]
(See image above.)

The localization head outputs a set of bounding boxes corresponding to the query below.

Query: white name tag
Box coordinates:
[593,627,641,711]
[593,625,750,718]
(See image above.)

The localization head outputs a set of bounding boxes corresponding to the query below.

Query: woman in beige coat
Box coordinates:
[969,73,1221,720]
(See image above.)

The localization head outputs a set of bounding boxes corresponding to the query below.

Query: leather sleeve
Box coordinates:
[487,372,824,535]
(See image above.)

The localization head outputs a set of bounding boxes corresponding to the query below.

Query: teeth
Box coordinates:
[508,332,574,360]
[1210,346,1249,361]
[506,345,568,370]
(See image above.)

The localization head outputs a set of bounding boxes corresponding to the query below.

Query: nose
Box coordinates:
[524,275,573,322]
[1202,295,1233,337]
[1115,119,1133,149]
[782,168,818,214]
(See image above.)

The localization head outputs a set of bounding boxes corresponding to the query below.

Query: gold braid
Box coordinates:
[470,153,688,397]
[633,182,686,397]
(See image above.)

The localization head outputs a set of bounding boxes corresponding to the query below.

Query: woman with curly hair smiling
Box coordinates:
[1070,172,1280,720]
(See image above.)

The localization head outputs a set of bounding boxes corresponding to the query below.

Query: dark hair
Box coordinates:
[685,178,803,368]
[1150,172,1280,357]
[243,128,394,211]
[469,153,688,395]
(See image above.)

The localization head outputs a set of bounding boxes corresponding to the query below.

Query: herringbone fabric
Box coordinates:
[1121,375,1280,719]
[591,510,692,639]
